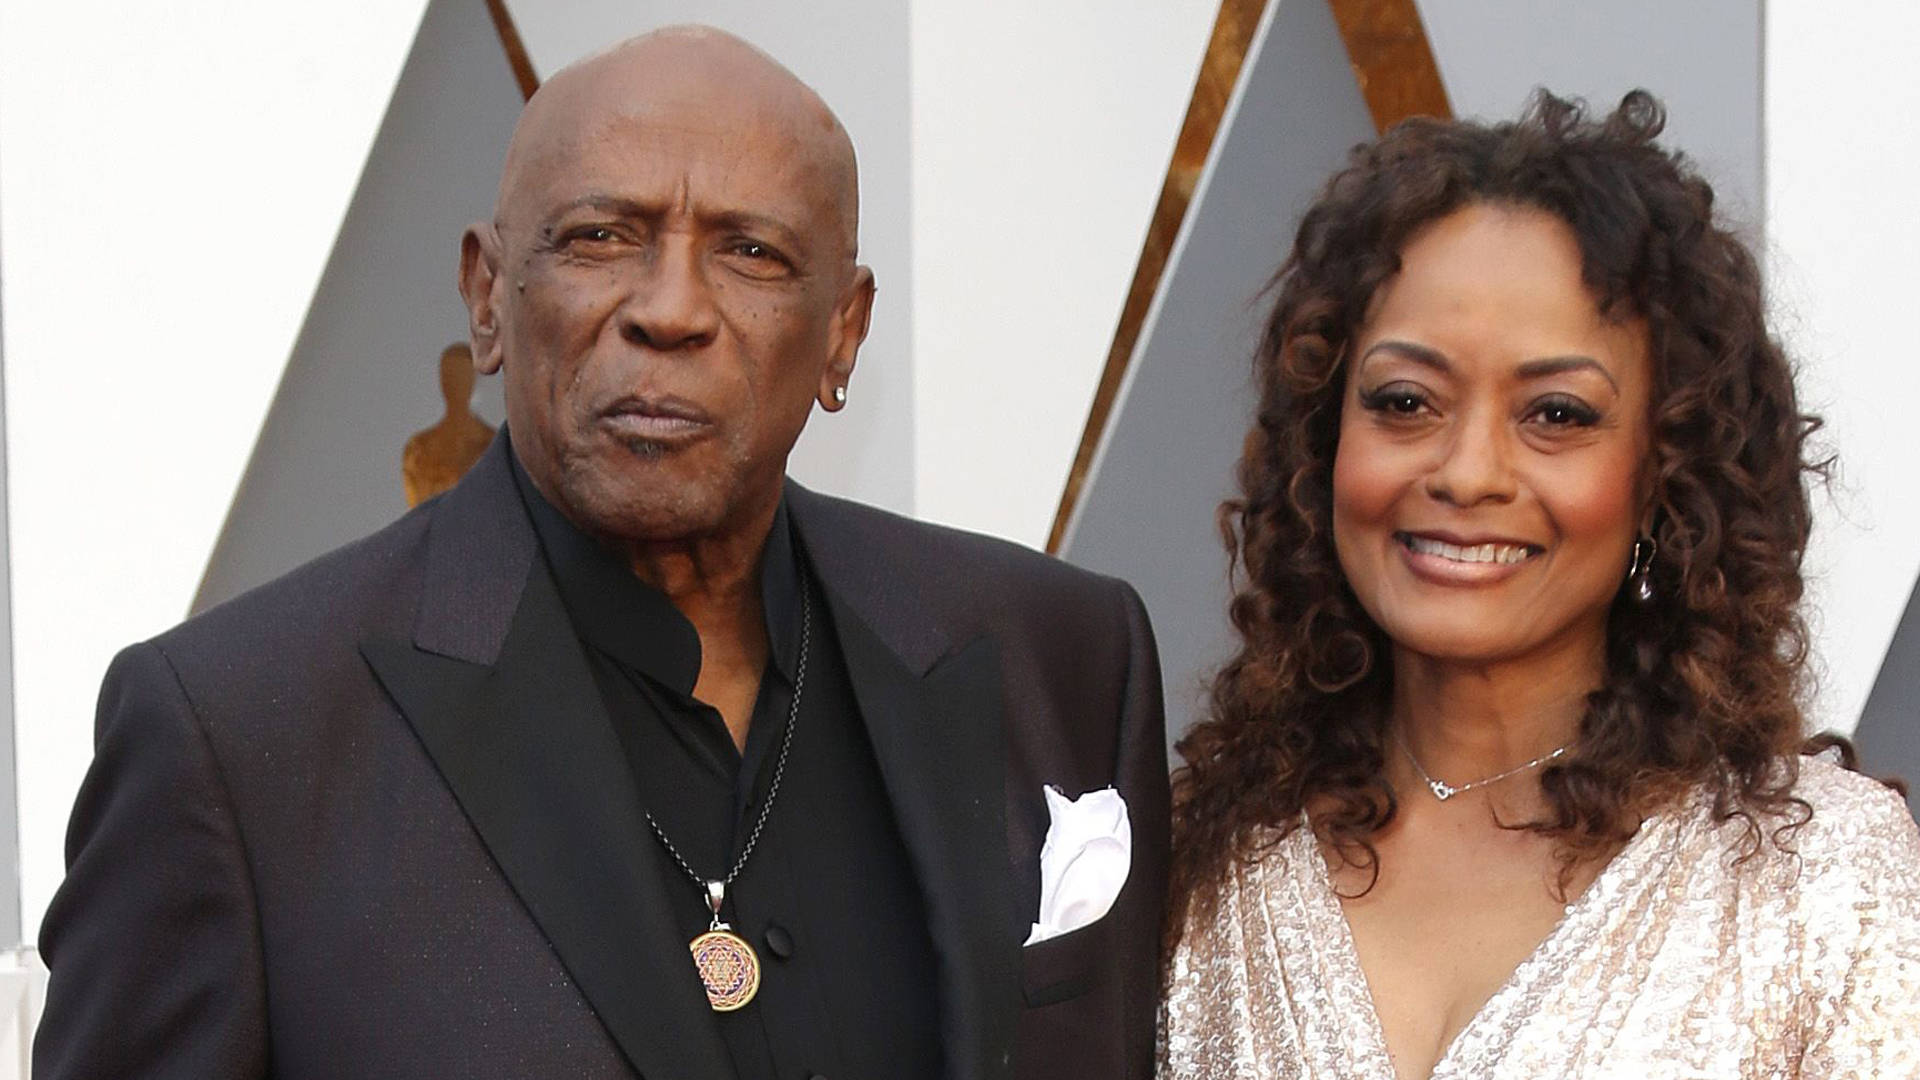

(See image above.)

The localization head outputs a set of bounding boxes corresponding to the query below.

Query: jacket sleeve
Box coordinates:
[1111,579,1170,1080]
[33,641,269,1079]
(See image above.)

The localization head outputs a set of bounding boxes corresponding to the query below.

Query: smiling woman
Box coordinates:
[1160,91,1920,1079]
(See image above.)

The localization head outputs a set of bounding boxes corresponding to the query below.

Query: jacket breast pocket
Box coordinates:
[1014,909,1127,1078]
[1019,907,1113,1009]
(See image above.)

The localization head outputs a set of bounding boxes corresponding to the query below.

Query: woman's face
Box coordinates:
[1331,202,1652,669]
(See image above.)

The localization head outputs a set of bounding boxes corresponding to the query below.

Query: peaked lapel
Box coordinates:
[360,436,733,1080]
[787,483,1023,1080]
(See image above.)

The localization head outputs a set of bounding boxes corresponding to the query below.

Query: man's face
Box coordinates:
[465,83,871,543]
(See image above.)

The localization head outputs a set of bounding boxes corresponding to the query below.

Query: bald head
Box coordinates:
[457,24,878,552]
[495,26,860,260]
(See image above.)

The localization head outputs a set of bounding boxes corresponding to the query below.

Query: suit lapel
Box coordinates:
[361,437,732,1080]
[791,484,1023,1080]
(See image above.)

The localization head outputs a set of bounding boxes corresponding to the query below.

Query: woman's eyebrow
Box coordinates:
[1357,339,1450,374]
[1517,355,1618,391]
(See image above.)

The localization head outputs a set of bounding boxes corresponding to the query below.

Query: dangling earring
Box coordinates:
[1626,536,1657,603]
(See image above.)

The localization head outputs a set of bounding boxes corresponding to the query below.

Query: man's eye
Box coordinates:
[559,226,623,248]
[727,240,788,264]
[721,239,794,279]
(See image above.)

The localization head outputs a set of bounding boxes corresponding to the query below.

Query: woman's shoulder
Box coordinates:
[1172,822,1313,935]
[1784,756,1918,862]
[1721,756,1920,911]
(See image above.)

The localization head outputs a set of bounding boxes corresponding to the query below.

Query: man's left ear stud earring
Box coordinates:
[832,386,848,405]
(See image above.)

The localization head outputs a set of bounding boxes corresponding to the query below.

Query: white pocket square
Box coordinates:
[1024,784,1131,946]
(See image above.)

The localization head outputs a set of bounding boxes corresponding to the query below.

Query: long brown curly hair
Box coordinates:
[1169,90,1852,939]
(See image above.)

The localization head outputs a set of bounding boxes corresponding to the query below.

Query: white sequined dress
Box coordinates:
[1161,759,1920,1078]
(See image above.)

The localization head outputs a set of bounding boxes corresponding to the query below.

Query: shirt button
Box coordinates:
[763,923,795,960]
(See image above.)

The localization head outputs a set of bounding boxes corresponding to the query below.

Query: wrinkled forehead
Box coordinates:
[499,80,856,252]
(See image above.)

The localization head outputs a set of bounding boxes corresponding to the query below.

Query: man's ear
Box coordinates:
[819,265,875,411]
[458,223,507,376]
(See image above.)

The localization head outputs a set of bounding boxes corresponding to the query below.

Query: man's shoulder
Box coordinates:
[791,485,1128,599]
[151,501,439,670]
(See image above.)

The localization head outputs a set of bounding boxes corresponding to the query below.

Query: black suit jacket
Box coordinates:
[35,436,1170,1080]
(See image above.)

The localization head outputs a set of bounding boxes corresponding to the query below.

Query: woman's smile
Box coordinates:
[1393,530,1543,586]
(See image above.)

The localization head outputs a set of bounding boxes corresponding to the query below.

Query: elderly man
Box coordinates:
[34,26,1168,1080]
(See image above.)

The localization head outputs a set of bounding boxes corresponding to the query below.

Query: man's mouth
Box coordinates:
[599,395,713,443]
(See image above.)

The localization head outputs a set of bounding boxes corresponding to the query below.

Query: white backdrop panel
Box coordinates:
[909,0,1219,548]
[1767,0,1920,735]
[0,0,429,939]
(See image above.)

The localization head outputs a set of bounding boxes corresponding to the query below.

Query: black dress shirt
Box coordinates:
[512,463,942,1080]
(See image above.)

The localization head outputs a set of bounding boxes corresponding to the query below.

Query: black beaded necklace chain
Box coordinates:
[642,578,811,1012]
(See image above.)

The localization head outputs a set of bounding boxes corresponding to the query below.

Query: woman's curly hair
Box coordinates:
[1169,90,1858,939]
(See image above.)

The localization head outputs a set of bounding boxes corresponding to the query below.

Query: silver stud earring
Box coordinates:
[1626,536,1657,603]
[832,386,847,405]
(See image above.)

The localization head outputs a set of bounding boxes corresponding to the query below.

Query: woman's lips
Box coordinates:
[1394,530,1543,585]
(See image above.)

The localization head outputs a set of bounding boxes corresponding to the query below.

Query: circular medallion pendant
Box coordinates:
[689,928,761,1011]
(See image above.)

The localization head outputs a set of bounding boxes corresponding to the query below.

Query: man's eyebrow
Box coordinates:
[547,193,655,220]
[1357,339,1451,374]
[703,209,807,254]
[538,197,809,254]
[1517,355,1619,391]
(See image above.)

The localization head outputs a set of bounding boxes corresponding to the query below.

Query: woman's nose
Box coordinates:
[1423,410,1518,507]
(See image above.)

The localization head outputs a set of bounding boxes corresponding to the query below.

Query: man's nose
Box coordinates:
[617,238,720,352]
[1423,408,1518,507]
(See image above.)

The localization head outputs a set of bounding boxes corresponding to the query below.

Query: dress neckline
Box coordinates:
[1288,807,1684,1079]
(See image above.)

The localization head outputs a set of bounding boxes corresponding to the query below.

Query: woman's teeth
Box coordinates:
[1403,535,1534,565]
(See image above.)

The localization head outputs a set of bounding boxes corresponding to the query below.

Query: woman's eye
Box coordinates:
[1359,385,1429,416]
[1529,395,1600,427]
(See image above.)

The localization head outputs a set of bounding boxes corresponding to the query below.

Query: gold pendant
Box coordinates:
[690,927,761,1011]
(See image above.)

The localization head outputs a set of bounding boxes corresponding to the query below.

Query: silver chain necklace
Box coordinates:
[642,579,810,1012]
[1393,725,1569,802]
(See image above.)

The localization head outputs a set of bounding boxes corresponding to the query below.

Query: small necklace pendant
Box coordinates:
[690,926,761,1011]
[691,879,760,1011]
[1428,779,1459,801]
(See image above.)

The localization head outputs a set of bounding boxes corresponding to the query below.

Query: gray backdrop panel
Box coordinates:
[1421,1,1763,229]
[1856,578,1920,814]
[1060,0,1375,749]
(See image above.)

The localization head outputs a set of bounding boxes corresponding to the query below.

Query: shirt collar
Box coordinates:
[508,444,802,696]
